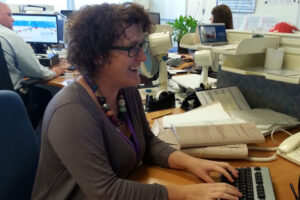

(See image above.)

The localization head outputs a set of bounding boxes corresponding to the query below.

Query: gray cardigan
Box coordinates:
[32,82,176,200]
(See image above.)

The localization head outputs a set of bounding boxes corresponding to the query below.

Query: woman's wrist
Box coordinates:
[166,184,187,200]
[168,151,197,171]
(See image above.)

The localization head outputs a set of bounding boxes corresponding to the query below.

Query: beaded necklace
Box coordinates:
[84,76,127,127]
[84,76,141,166]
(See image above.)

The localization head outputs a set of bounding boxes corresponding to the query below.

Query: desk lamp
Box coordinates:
[194,50,211,89]
[140,31,172,91]
[149,32,172,90]
[140,31,175,112]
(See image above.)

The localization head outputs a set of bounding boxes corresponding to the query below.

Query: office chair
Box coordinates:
[0,43,14,90]
[0,90,40,200]
[0,42,44,128]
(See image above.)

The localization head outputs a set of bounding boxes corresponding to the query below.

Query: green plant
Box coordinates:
[167,15,198,44]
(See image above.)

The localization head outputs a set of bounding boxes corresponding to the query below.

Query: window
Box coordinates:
[74,0,131,9]
[6,0,67,11]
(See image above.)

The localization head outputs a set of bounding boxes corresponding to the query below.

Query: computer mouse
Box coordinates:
[67,65,76,71]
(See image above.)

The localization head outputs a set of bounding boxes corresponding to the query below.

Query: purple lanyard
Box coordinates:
[116,113,141,167]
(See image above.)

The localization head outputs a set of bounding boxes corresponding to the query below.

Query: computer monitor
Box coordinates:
[57,17,65,44]
[12,13,58,54]
[198,23,227,46]
[148,12,160,24]
[60,10,74,19]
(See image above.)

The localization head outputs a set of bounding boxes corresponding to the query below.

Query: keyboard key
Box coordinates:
[167,58,184,67]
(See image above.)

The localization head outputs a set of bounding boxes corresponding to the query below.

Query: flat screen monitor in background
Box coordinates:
[198,23,227,46]
[148,12,160,24]
[60,10,74,19]
[57,17,65,44]
[12,13,58,54]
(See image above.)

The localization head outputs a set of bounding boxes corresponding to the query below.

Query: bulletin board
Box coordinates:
[217,0,256,13]
[264,0,299,4]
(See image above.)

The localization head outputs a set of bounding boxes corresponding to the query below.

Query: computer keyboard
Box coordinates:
[167,58,184,67]
[220,167,276,200]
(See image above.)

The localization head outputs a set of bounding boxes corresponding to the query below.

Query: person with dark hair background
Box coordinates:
[211,4,233,29]
[181,4,233,62]
[32,3,242,200]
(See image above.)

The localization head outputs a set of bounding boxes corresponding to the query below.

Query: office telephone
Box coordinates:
[277,132,300,166]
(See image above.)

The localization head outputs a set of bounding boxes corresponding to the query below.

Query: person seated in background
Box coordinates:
[31,3,242,200]
[210,4,233,29]
[182,4,233,62]
[0,2,65,128]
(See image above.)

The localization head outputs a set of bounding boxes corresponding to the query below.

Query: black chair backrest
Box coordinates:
[0,42,14,90]
[0,90,39,200]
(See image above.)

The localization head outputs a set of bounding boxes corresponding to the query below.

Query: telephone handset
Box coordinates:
[277,132,300,166]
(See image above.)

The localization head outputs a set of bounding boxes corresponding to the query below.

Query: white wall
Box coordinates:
[186,0,216,24]
[150,0,186,20]
[133,0,150,10]
[255,0,299,25]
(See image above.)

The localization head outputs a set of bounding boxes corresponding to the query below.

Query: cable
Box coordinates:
[270,126,292,138]
[246,127,296,162]
[246,154,277,162]
[248,146,277,151]
[48,46,58,57]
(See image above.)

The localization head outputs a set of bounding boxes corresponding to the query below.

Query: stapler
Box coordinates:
[145,91,175,112]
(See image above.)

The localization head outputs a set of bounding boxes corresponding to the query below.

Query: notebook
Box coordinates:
[198,23,228,46]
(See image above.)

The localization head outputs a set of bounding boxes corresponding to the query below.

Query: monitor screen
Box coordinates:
[148,12,160,24]
[198,23,227,45]
[12,14,58,44]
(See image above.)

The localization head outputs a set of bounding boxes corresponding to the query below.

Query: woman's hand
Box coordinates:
[167,183,242,200]
[186,158,238,183]
[167,151,242,199]
[168,151,238,183]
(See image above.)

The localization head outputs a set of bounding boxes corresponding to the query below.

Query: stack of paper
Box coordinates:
[162,102,231,128]
[161,102,265,159]
[195,86,300,135]
[171,122,265,148]
[228,109,300,136]
[171,74,217,90]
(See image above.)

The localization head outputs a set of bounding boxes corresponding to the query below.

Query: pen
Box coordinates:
[151,111,173,120]
[298,175,300,200]
[290,183,298,200]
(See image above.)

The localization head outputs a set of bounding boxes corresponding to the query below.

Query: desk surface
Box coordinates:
[129,108,300,200]
[45,59,79,88]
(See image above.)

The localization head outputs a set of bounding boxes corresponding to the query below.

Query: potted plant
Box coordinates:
[167,15,198,53]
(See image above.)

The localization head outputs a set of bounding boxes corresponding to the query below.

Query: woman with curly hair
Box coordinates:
[31,3,241,200]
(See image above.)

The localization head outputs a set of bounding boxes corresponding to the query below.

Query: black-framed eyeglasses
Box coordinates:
[110,40,149,57]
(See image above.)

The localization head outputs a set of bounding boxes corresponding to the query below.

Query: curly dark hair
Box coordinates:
[211,4,233,29]
[66,2,154,79]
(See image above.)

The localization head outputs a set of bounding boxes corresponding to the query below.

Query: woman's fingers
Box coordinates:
[212,183,242,199]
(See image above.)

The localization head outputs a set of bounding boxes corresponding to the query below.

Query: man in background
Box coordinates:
[0,2,65,128]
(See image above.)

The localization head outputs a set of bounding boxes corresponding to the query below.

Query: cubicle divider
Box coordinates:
[217,69,300,119]
[180,29,300,119]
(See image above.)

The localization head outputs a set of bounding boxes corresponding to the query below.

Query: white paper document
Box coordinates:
[162,102,231,128]
[229,108,300,135]
[171,74,217,89]
[196,86,251,112]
